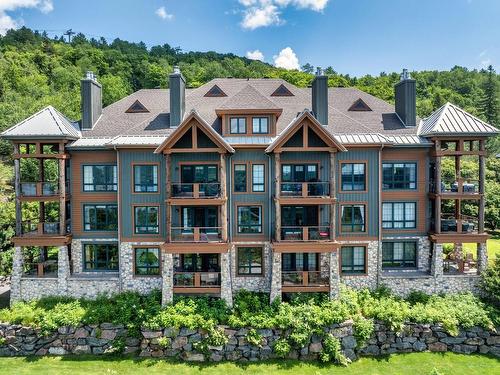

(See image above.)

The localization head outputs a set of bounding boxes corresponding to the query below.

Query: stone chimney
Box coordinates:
[169,66,186,128]
[312,67,328,125]
[394,69,416,127]
[80,71,102,130]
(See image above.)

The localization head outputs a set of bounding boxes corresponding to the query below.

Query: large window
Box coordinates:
[252,117,269,134]
[83,165,117,192]
[182,207,217,228]
[230,117,246,134]
[341,246,366,274]
[282,253,318,271]
[234,164,247,192]
[252,164,265,192]
[281,206,318,226]
[382,202,416,229]
[341,205,366,232]
[134,206,159,234]
[83,204,118,231]
[382,242,417,268]
[181,164,218,183]
[282,164,318,182]
[237,247,263,275]
[83,244,118,271]
[133,165,158,193]
[134,247,160,276]
[382,163,417,190]
[180,254,219,272]
[237,206,262,233]
[341,163,366,191]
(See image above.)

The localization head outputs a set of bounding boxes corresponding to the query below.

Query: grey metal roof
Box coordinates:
[1,105,80,140]
[418,102,499,136]
[66,137,113,149]
[335,133,390,145]
[108,135,167,147]
[385,135,433,146]
[225,136,274,145]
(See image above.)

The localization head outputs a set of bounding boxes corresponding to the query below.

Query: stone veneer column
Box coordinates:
[220,251,233,307]
[329,251,340,299]
[161,253,174,306]
[270,251,282,303]
[10,246,23,304]
[431,243,443,278]
[477,243,488,273]
[57,246,70,295]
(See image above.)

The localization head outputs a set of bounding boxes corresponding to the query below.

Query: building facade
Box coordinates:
[2,68,498,306]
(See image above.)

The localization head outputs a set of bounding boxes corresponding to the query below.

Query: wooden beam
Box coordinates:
[479,141,485,233]
[220,153,228,242]
[435,153,441,234]
[13,143,21,236]
[59,157,66,235]
[274,153,281,241]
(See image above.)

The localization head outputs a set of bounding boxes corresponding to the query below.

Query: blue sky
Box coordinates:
[1,0,499,76]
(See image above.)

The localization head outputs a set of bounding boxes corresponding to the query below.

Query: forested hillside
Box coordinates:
[0,27,498,275]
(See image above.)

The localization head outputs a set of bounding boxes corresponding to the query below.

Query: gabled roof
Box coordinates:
[155,110,234,154]
[1,105,80,140]
[217,84,280,111]
[266,110,347,153]
[418,102,499,137]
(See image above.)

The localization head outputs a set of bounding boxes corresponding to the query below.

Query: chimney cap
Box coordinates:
[173,65,181,74]
[85,71,95,80]
[400,68,411,81]
[316,67,324,76]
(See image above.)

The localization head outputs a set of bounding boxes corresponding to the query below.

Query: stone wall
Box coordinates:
[381,274,480,297]
[340,241,378,290]
[119,242,163,294]
[1,321,498,361]
[230,242,272,293]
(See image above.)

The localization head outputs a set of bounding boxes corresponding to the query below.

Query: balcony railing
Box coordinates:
[173,272,221,287]
[23,260,58,277]
[282,271,329,287]
[280,226,331,241]
[170,227,223,242]
[170,183,221,199]
[280,182,330,198]
[440,215,479,234]
[21,221,70,236]
[20,182,59,197]
[429,179,479,194]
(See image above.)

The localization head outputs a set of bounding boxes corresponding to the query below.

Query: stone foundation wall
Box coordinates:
[71,238,119,274]
[340,241,378,290]
[381,274,481,297]
[230,242,272,293]
[1,321,498,361]
[119,242,163,294]
[66,278,121,299]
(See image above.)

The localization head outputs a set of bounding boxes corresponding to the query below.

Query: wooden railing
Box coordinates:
[173,272,221,287]
[280,182,330,198]
[20,182,59,197]
[170,227,223,242]
[170,183,221,199]
[280,226,331,241]
[21,220,70,236]
[282,271,329,287]
[440,215,479,233]
[430,179,479,194]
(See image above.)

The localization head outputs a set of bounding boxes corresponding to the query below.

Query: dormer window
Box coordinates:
[126,100,149,113]
[348,98,372,112]
[252,117,269,134]
[230,117,247,134]
[205,84,227,97]
[271,84,294,97]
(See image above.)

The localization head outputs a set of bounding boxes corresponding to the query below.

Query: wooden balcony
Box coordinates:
[13,220,72,246]
[278,182,334,204]
[280,226,332,242]
[167,227,228,252]
[173,271,221,294]
[20,182,64,201]
[168,183,225,205]
[23,260,58,278]
[430,215,489,243]
[282,271,329,292]
[429,179,481,199]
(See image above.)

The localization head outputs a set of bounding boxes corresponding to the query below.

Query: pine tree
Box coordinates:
[480,65,499,127]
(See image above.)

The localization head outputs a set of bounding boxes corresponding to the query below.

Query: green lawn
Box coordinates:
[0,353,498,375]
[463,236,500,264]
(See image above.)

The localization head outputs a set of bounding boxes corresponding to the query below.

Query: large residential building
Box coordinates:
[2,68,498,306]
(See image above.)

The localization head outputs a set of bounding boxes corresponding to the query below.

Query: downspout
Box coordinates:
[114,145,123,292]
[377,144,385,288]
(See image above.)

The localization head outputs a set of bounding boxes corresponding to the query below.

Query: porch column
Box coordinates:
[220,251,233,307]
[165,154,171,242]
[329,152,336,239]
[10,246,23,304]
[478,142,485,233]
[220,153,228,242]
[274,153,281,241]
[477,242,488,273]
[161,252,174,306]
[431,243,443,278]
[57,245,70,295]
[58,146,66,235]
[13,144,21,236]
[329,251,340,299]
[435,153,442,234]
[270,251,282,303]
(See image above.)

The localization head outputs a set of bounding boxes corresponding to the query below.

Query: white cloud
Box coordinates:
[246,49,264,61]
[478,49,492,68]
[0,0,53,35]
[239,0,328,29]
[155,6,174,20]
[273,47,300,70]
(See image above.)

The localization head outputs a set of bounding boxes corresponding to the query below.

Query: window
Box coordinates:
[341,163,366,191]
[230,117,246,134]
[282,253,318,271]
[83,165,117,191]
[382,202,416,229]
[83,204,118,231]
[282,164,318,182]
[83,244,118,271]
[382,242,417,268]
[134,247,160,276]
[341,246,366,274]
[181,164,218,183]
[341,205,366,232]
[237,206,262,233]
[237,247,263,275]
[252,117,269,134]
[234,164,247,192]
[134,206,159,234]
[382,163,417,190]
[133,165,158,193]
[180,254,220,272]
[252,164,265,192]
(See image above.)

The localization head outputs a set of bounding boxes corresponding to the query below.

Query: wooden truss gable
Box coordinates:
[155,111,234,154]
[266,111,347,153]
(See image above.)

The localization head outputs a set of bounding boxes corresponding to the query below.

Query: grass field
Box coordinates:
[463,236,500,264]
[0,353,498,375]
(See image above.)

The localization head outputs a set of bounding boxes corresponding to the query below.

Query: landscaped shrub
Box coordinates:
[246,328,263,347]
[319,334,349,365]
[480,256,500,307]
[272,338,291,358]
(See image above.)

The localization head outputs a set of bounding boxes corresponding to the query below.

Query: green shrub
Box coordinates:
[0,337,6,346]
[157,336,170,349]
[479,256,500,307]
[352,315,374,347]
[205,326,228,347]
[406,290,431,305]
[246,328,263,347]
[319,334,350,365]
[273,338,291,358]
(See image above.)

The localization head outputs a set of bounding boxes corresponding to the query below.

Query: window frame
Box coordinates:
[340,246,367,274]
[229,117,247,134]
[237,205,263,234]
[82,165,117,192]
[382,162,417,190]
[382,241,417,269]
[133,164,159,193]
[340,162,366,192]
[251,164,265,192]
[237,246,264,276]
[83,204,118,232]
[340,204,367,233]
[83,243,119,272]
[134,206,160,235]
[233,163,247,193]
[382,202,417,229]
[134,247,161,276]
[281,163,319,182]
[252,117,269,134]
